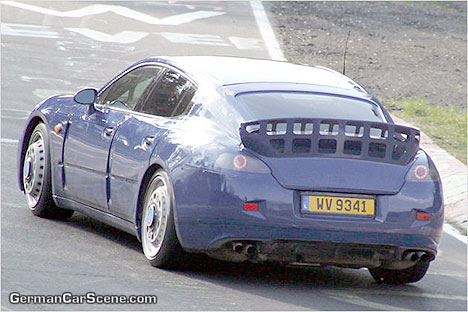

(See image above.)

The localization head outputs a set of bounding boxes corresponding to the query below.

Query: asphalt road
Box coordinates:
[1,1,467,310]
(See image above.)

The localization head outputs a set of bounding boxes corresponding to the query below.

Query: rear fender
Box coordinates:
[135,150,174,242]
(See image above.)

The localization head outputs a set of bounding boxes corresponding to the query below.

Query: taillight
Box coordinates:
[233,155,247,169]
[405,152,440,182]
[214,153,270,174]
[414,165,428,180]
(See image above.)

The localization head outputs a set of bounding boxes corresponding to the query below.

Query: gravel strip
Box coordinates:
[267,1,467,109]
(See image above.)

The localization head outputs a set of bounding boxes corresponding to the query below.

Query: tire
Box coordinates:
[22,123,73,220]
[368,258,430,284]
[141,169,184,268]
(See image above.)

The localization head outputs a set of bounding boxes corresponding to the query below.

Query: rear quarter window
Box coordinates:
[139,70,196,117]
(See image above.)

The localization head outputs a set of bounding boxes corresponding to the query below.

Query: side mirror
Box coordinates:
[73,88,97,105]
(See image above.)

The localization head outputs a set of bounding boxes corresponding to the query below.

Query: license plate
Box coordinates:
[301,194,375,217]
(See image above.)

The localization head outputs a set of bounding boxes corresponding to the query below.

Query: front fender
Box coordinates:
[17,95,77,199]
[17,110,51,192]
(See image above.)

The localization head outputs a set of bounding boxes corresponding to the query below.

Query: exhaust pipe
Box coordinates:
[421,252,432,261]
[403,251,422,262]
[232,242,244,254]
[245,244,258,258]
[416,252,426,261]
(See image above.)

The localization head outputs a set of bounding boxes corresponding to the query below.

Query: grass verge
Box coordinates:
[385,97,467,164]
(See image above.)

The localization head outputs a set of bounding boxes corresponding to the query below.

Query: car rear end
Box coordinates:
[203,85,443,272]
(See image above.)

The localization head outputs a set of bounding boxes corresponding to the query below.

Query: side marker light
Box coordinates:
[243,203,258,211]
[416,212,431,221]
[54,124,62,133]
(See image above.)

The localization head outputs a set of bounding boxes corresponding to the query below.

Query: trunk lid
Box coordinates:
[260,157,408,194]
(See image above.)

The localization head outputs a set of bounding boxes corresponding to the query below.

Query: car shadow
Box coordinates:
[63,212,142,252]
[55,212,424,310]
[168,253,423,310]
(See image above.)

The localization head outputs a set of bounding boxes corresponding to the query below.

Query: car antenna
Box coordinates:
[342,30,351,75]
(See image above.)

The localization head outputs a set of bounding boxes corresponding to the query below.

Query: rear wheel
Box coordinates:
[22,123,73,220]
[368,258,430,284]
[141,169,183,268]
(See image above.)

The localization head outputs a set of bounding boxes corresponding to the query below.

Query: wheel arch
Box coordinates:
[135,162,182,243]
[18,116,48,191]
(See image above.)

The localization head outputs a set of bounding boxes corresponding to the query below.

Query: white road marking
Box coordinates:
[161,32,230,46]
[21,75,72,86]
[330,288,466,301]
[2,108,30,113]
[229,36,263,50]
[1,115,27,120]
[250,0,286,61]
[3,1,225,26]
[1,23,59,38]
[20,76,34,82]
[427,271,466,279]
[444,223,467,244]
[1,138,19,146]
[3,20,262,50]
[324,288,466,310]
[324,290,412,311]
[66,28,149,44]
[56,40,136,53]
[154,10,225,26]
[33,89,70,99]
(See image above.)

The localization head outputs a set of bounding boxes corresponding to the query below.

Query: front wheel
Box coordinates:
[368,258,430,284]
[141,170,183,268]
[22,123,73,220]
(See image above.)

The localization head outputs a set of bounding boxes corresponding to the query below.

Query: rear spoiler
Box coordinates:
[240,118,420,165]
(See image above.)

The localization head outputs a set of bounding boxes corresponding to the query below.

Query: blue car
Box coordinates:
[18,56,443,284]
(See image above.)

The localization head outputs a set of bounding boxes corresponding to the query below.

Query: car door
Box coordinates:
[109,68,197,221]
[63,65,162,211]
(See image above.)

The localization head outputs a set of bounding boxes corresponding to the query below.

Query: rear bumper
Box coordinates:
[207,238,436,269]
[173,164,443,267]
[178,219,440,269]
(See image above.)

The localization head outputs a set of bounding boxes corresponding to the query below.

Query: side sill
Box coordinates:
[54,195,139,239]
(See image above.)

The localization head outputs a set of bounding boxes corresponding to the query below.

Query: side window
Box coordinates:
[139,70,196,117]
[97,66,162,110]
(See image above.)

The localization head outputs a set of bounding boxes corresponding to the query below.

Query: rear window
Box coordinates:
[235,92,385,122]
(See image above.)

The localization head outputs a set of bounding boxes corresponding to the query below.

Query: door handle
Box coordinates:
[103,126,115,137]
[143,135,156,146]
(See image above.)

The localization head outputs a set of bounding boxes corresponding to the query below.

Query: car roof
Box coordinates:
[140,56,367,93]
